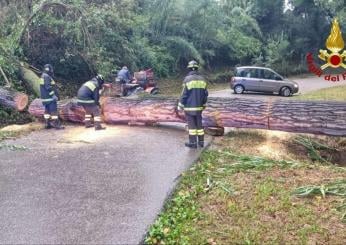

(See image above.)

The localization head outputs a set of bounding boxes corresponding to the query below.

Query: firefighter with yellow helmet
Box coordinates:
[178,60,208,148]
[77,74,106,130]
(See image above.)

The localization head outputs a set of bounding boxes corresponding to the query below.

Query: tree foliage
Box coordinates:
[0,0,345,87]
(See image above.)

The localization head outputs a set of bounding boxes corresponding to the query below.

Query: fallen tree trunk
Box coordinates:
[19,66,40,96]
[0,87,29,111]
[28,97,346,136]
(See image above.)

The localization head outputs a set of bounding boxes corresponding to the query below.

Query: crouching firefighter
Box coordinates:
[40,64,64,129]
[77,74,106,130]
[178,60,208,148]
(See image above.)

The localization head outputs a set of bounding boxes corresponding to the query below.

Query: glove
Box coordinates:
[52,95,58,101]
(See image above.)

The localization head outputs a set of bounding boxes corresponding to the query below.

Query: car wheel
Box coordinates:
[280,86,292,97]
[234,85,244,94]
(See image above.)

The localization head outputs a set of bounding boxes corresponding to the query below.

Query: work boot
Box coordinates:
[185,142,197,149]
[198,135,204,148]
[84,120,94,128]
[95,122,106,130]
[51,119,65,130]
[44,119,53,129]
[185,135,197,149]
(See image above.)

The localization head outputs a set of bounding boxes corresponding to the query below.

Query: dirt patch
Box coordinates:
[288,136,346,166]
[215,128,346,166]
[332,151,346,166]
[0,122,42,132]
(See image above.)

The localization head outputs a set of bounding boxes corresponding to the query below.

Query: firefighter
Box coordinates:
[77,74,106,130]
[178,60,208,148]
[40,64,64,129]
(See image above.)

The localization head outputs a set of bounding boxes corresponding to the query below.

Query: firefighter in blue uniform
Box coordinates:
[178,60,208,148]
[77,74,106,130]
[40,64,64,129]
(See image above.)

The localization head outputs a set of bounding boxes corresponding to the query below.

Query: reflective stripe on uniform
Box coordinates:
[178,102,184,108]
[84,81,96,92]
[184,107,204,111]
[84,114,92,121]
[44,114,51,119]
[40,77,56,85]
[189,129,197,135]
[94,116,101,122]
[41,98,54,102]
[186,80,207,90]
[49,91,55,96]
[197,129,204,136]
[77,99,95,104]
[51,115,58,120]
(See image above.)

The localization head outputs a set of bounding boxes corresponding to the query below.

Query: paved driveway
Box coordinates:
[0,125,209,244]
[211,76,344,98]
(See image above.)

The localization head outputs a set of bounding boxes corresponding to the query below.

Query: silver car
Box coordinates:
[230,66,299,97]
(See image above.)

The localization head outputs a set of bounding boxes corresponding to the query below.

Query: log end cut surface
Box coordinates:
[14,93,29,111]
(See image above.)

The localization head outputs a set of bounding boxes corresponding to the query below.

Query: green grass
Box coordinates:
[146,136,346,244]
[0,131,28,151]
[299,85,346,101]
[0,131,20,142]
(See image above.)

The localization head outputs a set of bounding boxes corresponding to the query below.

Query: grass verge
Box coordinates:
[299,85,346,101]
[146,130,346,244]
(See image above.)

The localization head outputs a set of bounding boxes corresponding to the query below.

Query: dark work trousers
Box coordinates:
[185,112,204,144]
[82,104,101,124]
[43,101,58,120]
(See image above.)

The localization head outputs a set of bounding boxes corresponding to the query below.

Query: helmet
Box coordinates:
[187,60,199,70]
[122,66,128,70]
[96,74,105,86]
[44,64,54,75]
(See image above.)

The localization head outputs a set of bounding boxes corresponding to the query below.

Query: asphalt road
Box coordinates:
[210,75,344,98]
[0,75,341,244]
[0,125,210,244]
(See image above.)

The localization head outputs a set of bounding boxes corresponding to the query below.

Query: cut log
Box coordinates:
[0,87,29,111]
[19,66,41,96]
[28,98,85,123]
[28,97,346,137]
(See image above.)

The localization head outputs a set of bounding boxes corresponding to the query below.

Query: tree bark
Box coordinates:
[28,97,346,136]
[19,66,40,96]
[0,87,29,111]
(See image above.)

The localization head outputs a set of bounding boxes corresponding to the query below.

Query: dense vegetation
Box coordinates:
[0,0,345,124]
[1,0,345,84]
